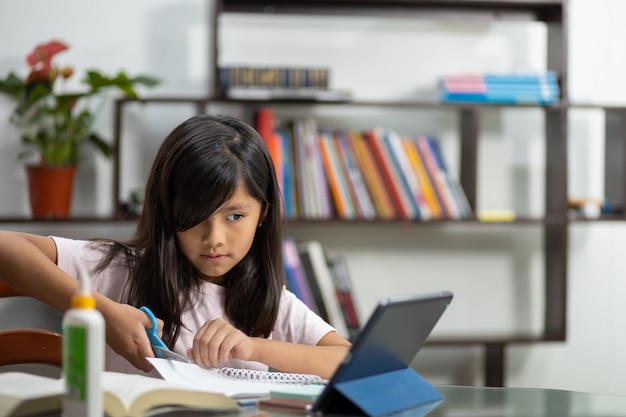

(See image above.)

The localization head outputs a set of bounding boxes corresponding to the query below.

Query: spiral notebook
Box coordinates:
[217,367,325,385]
[148,359,324,402]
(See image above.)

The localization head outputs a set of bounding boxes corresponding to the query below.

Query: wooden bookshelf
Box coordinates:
[210,0,570,388]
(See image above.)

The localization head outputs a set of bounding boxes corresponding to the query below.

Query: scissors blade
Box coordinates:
[152,346,194,363]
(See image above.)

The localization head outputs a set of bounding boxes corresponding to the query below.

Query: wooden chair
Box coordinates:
[0,281,63,368]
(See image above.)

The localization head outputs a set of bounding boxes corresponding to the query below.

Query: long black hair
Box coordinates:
[95,114,285,346]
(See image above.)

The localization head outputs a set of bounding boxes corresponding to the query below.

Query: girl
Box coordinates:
[0,114,351,379]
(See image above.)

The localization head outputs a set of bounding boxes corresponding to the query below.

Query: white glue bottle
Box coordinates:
[62,265,105,417]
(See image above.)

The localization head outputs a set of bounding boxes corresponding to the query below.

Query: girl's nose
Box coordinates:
[201,221,225,247]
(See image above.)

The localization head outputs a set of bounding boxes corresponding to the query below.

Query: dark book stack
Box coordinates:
[219,65,351,101]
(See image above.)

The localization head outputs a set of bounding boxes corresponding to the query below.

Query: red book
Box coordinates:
[255,108,283,195]
[255,107,275,145]
[363,128,414,220]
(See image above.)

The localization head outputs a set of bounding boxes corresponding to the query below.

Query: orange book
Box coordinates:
[348,131,396,220]
[255,108,283,190]
[403,137,443,219]
[415,136,459,219]
[318,130,356,219]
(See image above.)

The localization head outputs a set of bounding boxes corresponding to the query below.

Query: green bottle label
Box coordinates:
[63,325,88,401]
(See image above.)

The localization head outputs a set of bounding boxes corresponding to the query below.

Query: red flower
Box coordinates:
[26,40,68,67]
[25,40,68,83]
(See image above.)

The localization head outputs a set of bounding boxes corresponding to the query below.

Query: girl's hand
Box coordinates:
[102,302,161,372]
[188,318,256,367]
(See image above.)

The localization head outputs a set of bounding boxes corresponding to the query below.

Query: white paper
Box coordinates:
[147,358,278,399]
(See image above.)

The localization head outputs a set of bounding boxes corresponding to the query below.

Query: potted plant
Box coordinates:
[0,39,159,218]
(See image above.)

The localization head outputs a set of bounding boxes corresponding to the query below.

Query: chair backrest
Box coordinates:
[0,281,63,368]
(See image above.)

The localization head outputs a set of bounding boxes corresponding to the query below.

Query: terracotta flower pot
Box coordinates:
[26,164,77,219]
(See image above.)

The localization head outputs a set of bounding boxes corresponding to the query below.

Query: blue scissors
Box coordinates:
[139,306,194,363]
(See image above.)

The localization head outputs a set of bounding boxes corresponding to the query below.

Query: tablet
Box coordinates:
[313,290,454,415]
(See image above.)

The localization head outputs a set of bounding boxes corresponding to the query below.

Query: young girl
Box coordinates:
[0,114,351,379]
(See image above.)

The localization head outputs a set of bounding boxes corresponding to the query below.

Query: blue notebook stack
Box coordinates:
[439,71,560,105]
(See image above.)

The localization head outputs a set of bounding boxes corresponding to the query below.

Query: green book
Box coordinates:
[269,384,325,402]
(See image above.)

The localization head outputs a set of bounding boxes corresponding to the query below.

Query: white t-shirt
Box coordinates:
[52,236,335,376]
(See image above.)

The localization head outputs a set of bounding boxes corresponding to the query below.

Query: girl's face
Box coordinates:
[176,182,264,285]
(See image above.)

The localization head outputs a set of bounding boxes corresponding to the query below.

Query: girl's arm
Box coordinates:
[0,231,157,372]
[189,317,351,379]
[251,331,351,379]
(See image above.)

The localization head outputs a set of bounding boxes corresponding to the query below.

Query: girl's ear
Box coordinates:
[258,204,269,227]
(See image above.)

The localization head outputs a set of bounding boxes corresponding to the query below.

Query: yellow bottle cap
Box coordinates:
[71,293,96,309]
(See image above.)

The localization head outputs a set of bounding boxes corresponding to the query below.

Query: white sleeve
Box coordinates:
[50,236,130,303]
[271,288,336,345]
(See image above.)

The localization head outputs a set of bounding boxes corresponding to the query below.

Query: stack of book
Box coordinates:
[219,65,352,101]
[256,108,472,222]
[282,238,361,340]
[439,71,560,105]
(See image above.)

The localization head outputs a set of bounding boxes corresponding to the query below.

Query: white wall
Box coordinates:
[1,0,626,395]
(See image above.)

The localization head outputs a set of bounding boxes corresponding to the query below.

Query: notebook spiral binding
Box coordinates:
[217,367,324,385]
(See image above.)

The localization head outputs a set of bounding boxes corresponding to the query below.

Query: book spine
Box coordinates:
[403,137,443,219]
[441,71,558,85]
[292,120,309,218]
[282,238,318,313]
[348,131,397,220]
[334,131,377,220]
[318,130,356,220]
[301,119,331,219]
[427,136,472,218]
[301,241,350,338]
[326,255,360,339]
[279,128,298,219]
[441,81,560,94]
[297,244,331,323]
[384,130,431,221]
[440,90,558,104]
[415,136,458,219]
[364,129,414,220]
[255,108,283,201]
[220,66,330,89]
[381,129,422,220]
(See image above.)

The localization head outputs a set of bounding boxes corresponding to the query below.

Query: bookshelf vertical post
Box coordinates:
[460,107,479,210]
[604,109,626,216]
[544,107,568,339]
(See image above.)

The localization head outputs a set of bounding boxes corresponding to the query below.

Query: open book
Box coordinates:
[0,371,238,417]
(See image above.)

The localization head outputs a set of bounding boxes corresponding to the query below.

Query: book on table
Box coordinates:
[0,364,327,417]
[0,371,239,417]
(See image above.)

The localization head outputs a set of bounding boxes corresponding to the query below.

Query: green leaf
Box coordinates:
[86,133,111,158]
[0,72,26,98]
[130,75,160,88]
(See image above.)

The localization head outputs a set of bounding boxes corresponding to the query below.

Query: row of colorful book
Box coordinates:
[283,237,361,340]
[439,71,560,105]
[256,108,473,221]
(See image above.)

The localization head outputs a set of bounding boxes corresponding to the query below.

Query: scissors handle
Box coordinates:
[139,306,168,349]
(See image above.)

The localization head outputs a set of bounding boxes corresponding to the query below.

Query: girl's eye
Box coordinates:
[226,213,244,221]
